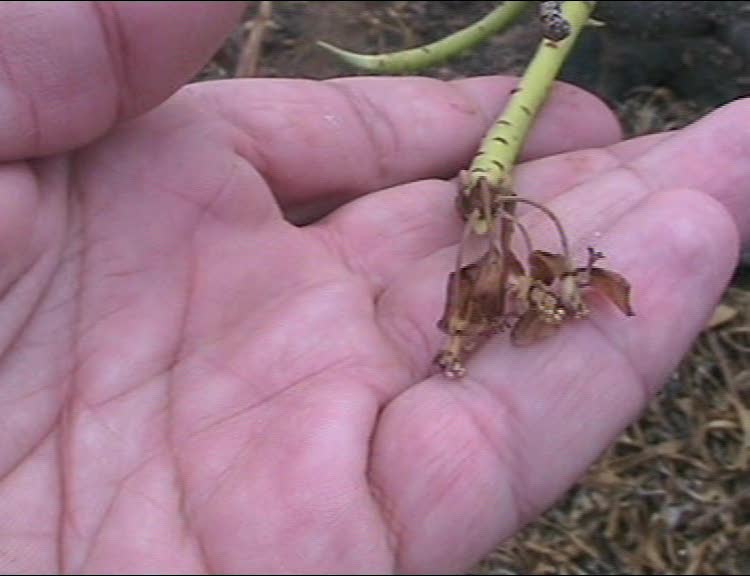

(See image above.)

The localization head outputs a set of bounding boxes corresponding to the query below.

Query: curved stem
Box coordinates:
[494,195,570,258]
[499,207,533,256]
[317,2,530,74]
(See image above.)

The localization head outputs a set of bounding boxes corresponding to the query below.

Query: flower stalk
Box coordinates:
[460,1,596,233]
[436,1,636,379]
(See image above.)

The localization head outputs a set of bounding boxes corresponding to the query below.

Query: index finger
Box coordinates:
[193,75,621,215]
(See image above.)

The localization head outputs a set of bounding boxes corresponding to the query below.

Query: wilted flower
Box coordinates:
[436,176,635,378]
[436,246,523,378]
[509,247,635,346]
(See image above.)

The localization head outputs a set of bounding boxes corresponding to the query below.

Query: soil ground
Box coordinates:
[199,2,750,573]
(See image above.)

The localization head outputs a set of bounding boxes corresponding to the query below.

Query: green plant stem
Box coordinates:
[467,1,595,194]
[317,1,530,74]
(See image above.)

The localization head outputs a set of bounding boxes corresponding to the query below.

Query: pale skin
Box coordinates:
[1,3,749,574]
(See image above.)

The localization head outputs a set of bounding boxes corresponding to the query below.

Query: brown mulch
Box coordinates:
[477,287,750,574]
[198,2,750,573]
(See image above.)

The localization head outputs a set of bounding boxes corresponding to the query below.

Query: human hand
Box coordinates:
[1,3,747,574]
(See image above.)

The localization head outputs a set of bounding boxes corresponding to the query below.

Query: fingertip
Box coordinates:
[625,96,750,244]
[0,1,245,160]
[629,187,739,292]
[541,80,623,149]
[587,186,739,389]
[107,1,248,117]
[650,188,740,309]
[663,187,740,262]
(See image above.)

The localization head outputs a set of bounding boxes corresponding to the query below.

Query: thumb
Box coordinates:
[0,1,246,161]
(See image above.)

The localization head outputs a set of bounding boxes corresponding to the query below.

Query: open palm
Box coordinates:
[1,4,748,574]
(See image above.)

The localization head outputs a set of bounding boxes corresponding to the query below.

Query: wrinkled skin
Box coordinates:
[0,3,748,574]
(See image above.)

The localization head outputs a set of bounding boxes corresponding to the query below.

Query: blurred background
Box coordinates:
[198,2,750,573]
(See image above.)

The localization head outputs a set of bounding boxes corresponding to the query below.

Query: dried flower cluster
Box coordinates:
[436,173,635,378]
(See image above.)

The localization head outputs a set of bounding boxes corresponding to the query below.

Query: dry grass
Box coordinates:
[615,85,710,138]
[475,287,750,575]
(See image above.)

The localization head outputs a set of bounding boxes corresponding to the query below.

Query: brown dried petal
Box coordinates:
[530,250,570,284]
[506,249,526,280]
[471,247,525,325]
[589,267,636,316]
[473,249,507,320]
[511,309,561,346]
[437,262,480,333]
